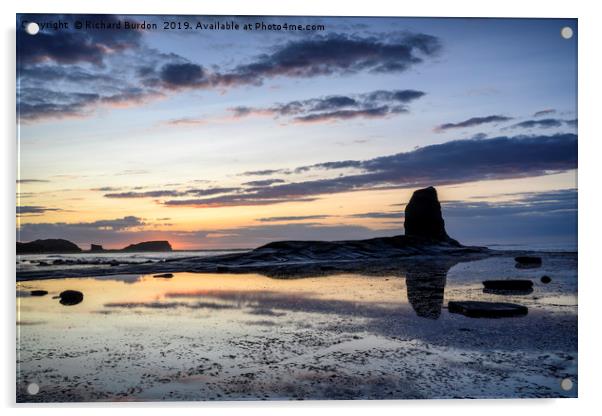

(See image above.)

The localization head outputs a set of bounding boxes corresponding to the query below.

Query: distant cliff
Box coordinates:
[120,241,172,252]
[17,239,82,254]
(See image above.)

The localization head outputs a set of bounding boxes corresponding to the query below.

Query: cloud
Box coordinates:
[17,206,62,216]
[164,196,318,208]
[435,115,512,132]
[533,109,556,117]
[17,179,50,184]
[215,32,441,87]
[509,118,565,129]
[17,14,143,66]
[256,215,333,222]
[19,29,441,123]
[349,211,404,219]
[17,84,164,122]
[242,179,286,187]
[104,190,186,199]
[229,89,425,124]
[241,169,290,177]
[158,63,210,90]
[103,187,241,199]
[163,133,577,208]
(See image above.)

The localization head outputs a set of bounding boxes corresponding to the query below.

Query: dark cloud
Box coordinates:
[17,179,50,184]
[17,14,143,66]
[163,134,577,208]
[90,186,121,192]
[70,216,145,230]
[242,179,286,187]
[159,63,209,90]
[104,190,186,199]
[240,169,289,177]
[294,106,401,123]
[509,118,565,129]
[533,109,556,117]
[230,89,425,124]
[186,187,241,196]
[164,196,318,208]
[215,32,441,86]
[435,115,513,132]
[256,215,333,222]
[103,187,241,199]
[17,85,163,122]
[349,211,404,219]
[18,29,440,123]
[17,206,62,216]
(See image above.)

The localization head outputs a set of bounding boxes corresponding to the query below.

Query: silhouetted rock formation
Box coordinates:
[17,239,81,254]
[121,241,172,252]
[404,186,454,242]
[90,244,104,252]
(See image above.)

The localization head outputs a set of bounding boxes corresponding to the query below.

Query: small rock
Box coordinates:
[30,290,48,296]
[483,279,533,294]
[153,273,174,278]
[448,301,528,318]
[58,290,84,306]
[540,275,552,284]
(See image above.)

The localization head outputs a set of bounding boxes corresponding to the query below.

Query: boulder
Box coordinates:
[153,273,174,278]
[515,256,542,268]
[58,290,84,306]
[482,280,533,294]
[30,290,48,296]
[404,187,451,241]
[448,301,528,318]
[540,275,552,284]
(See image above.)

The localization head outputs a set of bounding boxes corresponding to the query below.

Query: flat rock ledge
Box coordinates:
[448,301,528,318]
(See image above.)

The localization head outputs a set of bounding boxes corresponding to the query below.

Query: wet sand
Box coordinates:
[16,253,577,402]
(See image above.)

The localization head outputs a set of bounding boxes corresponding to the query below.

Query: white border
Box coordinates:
[3,1,601,415]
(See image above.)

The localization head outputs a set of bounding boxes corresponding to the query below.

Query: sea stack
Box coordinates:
[404,186,451,241]
[90,244,104,252]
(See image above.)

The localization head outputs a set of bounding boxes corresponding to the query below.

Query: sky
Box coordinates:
[16,15,578,250]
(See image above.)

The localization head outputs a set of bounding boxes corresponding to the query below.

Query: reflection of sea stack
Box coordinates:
[405,261,449,319]
[404,186,454,242]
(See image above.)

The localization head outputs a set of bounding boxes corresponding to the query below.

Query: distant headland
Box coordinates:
[17,239,172,254]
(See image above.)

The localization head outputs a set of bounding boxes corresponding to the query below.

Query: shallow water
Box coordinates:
[16,252,577,401]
